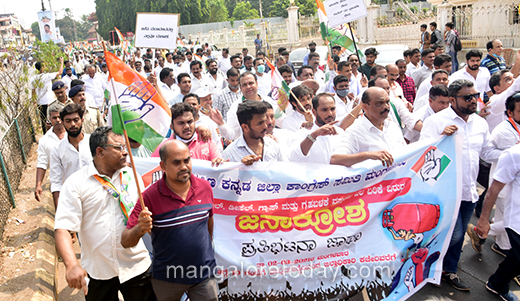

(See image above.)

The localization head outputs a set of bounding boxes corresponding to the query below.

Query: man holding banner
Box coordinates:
[420,79,501,290]
[122,140,218,301]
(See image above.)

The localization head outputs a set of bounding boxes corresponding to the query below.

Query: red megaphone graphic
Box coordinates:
[382,203,440,233]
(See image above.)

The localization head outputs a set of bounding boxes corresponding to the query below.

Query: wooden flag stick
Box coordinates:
[102,41,146,211]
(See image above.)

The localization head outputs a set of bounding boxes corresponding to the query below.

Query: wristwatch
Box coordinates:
[307,134,316,143]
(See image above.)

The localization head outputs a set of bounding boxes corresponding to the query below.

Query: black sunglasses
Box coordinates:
[455,93,480,102]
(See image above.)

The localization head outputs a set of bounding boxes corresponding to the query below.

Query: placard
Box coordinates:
[37,11,58,43]
[324,0,368,28]
[134,13,179,49]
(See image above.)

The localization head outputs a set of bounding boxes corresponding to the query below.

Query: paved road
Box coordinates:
[410,212,520,301]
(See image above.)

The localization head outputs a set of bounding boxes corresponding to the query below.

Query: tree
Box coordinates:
[269,0,317,18]
[249,0,274,19]
[225,0,239,19]
[95,0,211,40]
[31,22,40,41]
[232,1,260,21]
[208,0,229,23]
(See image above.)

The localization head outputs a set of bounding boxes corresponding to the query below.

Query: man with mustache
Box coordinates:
[331,87,407,167]
[420,79,501,291]
[151,102,223,165]
[69,84,104,134]
[49,104,92,208]
[288,93,345,164]
[122,140,218,300]
[205,59,226,96]
[222,100,283,165]
[282,85,314,132]
[56,126,155,301]
[450,50,493,101]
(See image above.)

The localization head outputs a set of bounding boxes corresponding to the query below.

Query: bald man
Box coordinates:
[331,87,407,167]
[386,64,405,100]
[123,140,218,301]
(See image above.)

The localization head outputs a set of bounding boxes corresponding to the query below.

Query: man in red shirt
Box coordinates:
[396,59,417,103]
[122,140,218,301]
[152,103,224,166]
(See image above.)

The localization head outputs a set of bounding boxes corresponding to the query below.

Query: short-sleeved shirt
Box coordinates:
[36,128,66,170]
[450,67,491,101]
[481,54,507,75]
[127,174,215,284]
[30,72,58,105]
[55,164,151,283]
[492,144,520,235]
[151,134,220,161]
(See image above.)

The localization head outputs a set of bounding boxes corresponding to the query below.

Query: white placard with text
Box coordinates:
[134,13,179,49]
[324,0,368,28]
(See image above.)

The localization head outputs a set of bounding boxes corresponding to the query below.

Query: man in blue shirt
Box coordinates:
[303,42,317,66]
[481,39,507,75]
[254,34,262,55]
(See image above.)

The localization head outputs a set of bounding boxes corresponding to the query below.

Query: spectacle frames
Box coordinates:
[104,144,127,152]
[455,93,480,102]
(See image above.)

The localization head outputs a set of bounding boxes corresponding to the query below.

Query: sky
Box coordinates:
[1,0,96,28]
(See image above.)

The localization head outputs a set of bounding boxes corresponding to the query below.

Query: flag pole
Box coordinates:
[102,41,146,211]
[265,57,308,113]
[348,22,360,57]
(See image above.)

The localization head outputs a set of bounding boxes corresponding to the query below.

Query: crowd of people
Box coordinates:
[29,32,520,300]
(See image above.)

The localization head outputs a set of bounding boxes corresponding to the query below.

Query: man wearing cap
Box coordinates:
[47,81,73,119]
[69,85,105,134]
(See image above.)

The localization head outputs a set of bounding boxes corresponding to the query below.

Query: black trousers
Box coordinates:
[488,228,520,294]
[37,104,48,134]
[85,268,155,301]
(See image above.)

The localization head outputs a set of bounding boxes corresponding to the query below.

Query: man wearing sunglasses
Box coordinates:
[420,79,501,291]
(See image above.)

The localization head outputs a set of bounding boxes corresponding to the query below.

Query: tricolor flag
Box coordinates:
[411,146,452,186]
[104,50,171,152]
[315,0,363,57]
[265,59,290,112]
[114,27,128,54]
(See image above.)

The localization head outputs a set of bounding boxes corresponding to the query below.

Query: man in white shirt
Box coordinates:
[416,54,452,100]
[34,104,67,202]
[214,68,242,122]
[331,87,407,167]
[189,61,210,93]
[73,56,84,75]
[31,58,64,133]
[420,79,501,291]
[450,49,493,101]
[333,75,358,121]
[308,52,326,86]
[386,64,406,101]
[475,142,520,301]
[282,85,314,132]
[205,59,226,96]
[171,73,192,105]
[242,56,254,74]
[222,100,283,164]
[55,126,154,300]
[253,58,271,97]
[370,76,423,134]
[155,56,165,76]
[405,48,421,77]
[209,71,283,141]
[217,48,232,74]
[411,48,435,88]
[323,61,362,97]
[158,67,180,106]
[404,84,450,143]
[50,104,93,208]
[469,92,520,262]
[82,65,108,110]
[289,93,344,164]
[188,90,223,152]
[289,66,315,89]
[414,69,450,111]
[62,67,78,94]
[486,69,520,132]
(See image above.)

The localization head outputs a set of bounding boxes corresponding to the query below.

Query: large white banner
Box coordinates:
[135,136,462,300]
[37,11,58,43]
[134,13,179,49]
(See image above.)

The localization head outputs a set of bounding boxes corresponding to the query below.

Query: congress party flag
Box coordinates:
[315,0,363,57]
[104,50,171,152]
[133,135,462,300]
[265,59,290,112]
